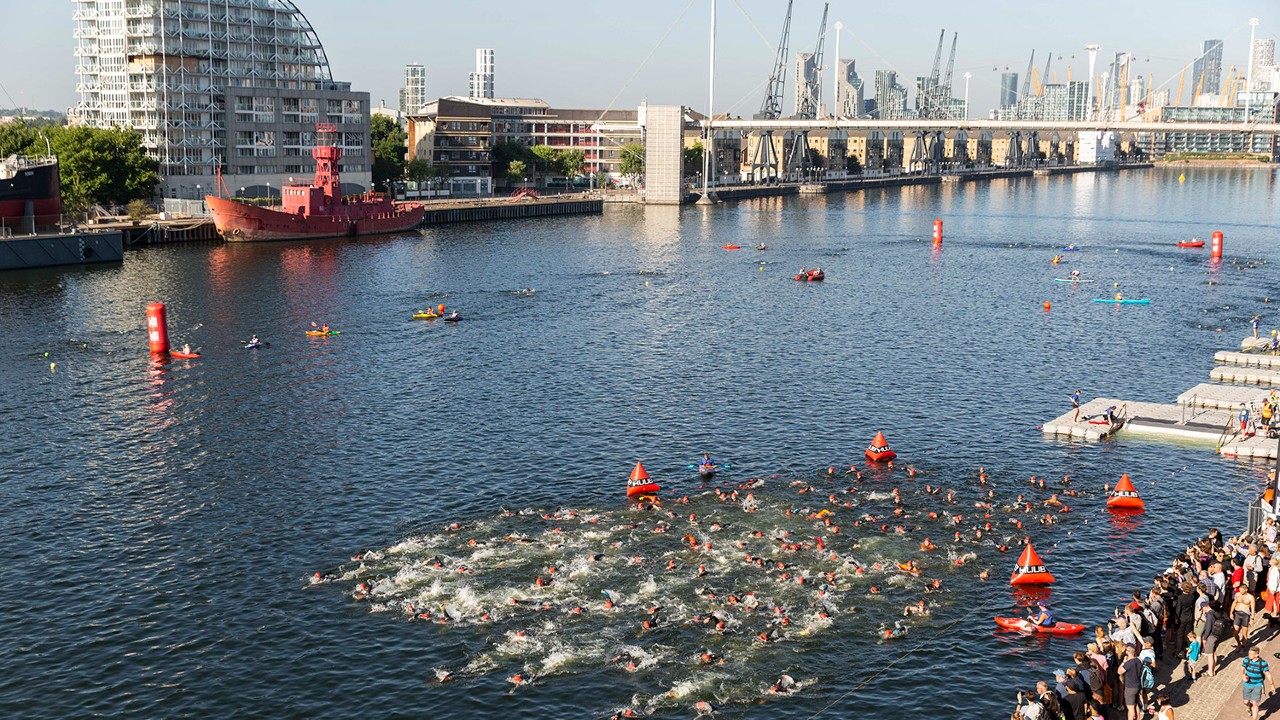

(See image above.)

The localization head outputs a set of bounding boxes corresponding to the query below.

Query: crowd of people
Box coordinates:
[1012,522,1280,720]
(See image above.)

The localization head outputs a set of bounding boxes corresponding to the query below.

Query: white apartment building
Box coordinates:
[71,0,371,199]
[469,48,494,100]
[401,63,427,116]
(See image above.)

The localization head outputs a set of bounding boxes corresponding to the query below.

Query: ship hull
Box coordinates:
[205,195,425,242]
[0,160,62,231]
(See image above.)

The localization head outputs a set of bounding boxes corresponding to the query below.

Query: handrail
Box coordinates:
[1216,410,1238,451]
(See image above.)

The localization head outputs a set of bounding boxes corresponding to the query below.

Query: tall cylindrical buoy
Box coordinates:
[146,302,170,355]
[932,219,943,247]
[1211,231,1223,261]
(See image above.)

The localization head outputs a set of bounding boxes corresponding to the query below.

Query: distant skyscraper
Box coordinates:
[402,64,427,115]
[836,59,863,118]
[793,52,819,117]
[1192,40,1223,95]
[469,49,495,100]
[999,73,1019,109]
[874,70,908,119]
[1251,38,1276,90]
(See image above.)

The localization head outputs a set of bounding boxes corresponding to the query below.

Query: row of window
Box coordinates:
[231,164,366,175]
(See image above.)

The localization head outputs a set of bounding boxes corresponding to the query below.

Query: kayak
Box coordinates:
[306,330,342,336]
[795,271,825,282]
[1061,246,1080,252]
[170,350,201,359]
[1092,298,1150,305]
[412,312,440,320]
[722,244,741,251]
[244,342,262,349]
[993,617,1087,636]
[442,316,463,323]
[1176,240,1205,248]
[1054,278,1095,283]
[698,464,718,479]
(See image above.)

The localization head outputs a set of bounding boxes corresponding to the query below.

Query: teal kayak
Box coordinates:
[1092,298,1150,304]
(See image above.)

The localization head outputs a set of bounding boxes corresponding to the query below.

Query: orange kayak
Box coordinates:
[993,617,1086,635]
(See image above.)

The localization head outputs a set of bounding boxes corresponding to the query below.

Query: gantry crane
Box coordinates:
[749,0,792,183]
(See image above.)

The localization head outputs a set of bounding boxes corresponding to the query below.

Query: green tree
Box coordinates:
[619,142,644,187]
[530,144,560,186]
[559,148,584,182]
[506,159,527,184]
[845,153,862,174]
[126,198,154,221]
[683,141,704,176]
[405,158,435,183]
[492,140,532,179]
[43,125,159,213]
[370,114,407,191]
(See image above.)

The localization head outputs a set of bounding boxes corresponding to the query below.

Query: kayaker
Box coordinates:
[701,453,716,468]
[321,323,330,334]
[448,311,460,320]
[249,335,259,345]
[181,343,192,354]
[1026,600,1054,628]
[1115,292,1123,301]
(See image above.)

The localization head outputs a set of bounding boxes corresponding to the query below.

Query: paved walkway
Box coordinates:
[1151,617,1280,720]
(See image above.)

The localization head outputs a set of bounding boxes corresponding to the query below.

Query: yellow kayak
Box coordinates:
[412,311,440,320]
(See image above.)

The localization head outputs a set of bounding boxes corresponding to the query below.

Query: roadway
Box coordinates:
[701,118,1280,135]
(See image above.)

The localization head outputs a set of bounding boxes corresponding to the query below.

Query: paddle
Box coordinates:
[685,463,732,470]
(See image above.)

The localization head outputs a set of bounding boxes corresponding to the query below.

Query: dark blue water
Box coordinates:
[1,166,1278,718]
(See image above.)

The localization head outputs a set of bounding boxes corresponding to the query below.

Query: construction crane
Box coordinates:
[749,0,792,183]
[1041,51,1052,95]
[787,3,827,180]
[1175,65,1186,107]
[940,32,957,118]
[1020,50,1036,102]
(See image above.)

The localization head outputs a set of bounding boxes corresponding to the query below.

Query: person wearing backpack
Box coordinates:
[1139,657,1156,712]
[1118,645,1144,720]
[1240,646,1276,720]
[1197,603,1223,677]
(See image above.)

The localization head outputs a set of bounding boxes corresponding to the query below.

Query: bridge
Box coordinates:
[703,118,1280,135]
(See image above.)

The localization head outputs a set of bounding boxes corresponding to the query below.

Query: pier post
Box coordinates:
[146,302,170,355]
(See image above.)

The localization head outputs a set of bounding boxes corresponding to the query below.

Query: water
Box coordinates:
[1,166,1278,718]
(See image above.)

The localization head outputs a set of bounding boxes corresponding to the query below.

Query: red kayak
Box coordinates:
[1175,240,1205,248]
[170,351,201,359]
[722,244,741,251]
[993,617,1086,636]
[794,270,825,282]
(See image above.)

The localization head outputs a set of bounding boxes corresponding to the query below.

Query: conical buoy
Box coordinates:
[865,431,897,462]
[1106,473,1145,510]
[626,461,660,498]
[1010,541,1055,585]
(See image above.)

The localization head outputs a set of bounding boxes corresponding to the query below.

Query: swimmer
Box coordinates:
[769,674,797,695]
[903,600,930,617]
[695,700,718,716]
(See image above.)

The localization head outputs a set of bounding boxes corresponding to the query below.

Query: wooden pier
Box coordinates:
[1042,338,1280,459]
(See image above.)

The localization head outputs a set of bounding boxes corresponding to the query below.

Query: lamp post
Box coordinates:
[266,182,272,203]
[1246,18,1260,128]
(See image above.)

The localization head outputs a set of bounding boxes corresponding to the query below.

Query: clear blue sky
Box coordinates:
[2,0,1276,117]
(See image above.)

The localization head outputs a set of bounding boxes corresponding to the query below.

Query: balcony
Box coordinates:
[124,4,158,19]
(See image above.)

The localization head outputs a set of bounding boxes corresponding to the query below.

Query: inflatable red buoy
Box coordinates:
[865,431,897,462]
[1106,473,1145,511]
[626,461,660,498]
[1009,541,1055,585]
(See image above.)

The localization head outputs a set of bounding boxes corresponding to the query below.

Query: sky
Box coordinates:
[2,0,1278,117]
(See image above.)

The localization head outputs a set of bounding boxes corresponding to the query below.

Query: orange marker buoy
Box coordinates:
[865,431,897,462]
[932,218,943,247]
[1106,473,1145,510]
[1009,541,1055,585]
[1211,231,1223,261]
[146,302,170,354]
[1043,300,1051,311]
[626,461,660,498]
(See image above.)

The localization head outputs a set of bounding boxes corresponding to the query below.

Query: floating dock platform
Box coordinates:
[1042,340,1280,459]
[0,230,123,271]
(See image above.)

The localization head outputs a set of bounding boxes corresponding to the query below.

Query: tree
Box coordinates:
[405,158,435,183]
[492,141,532,180]
[683,141,704,176]
[619,142,644,187]
[126,199,154,221]
[531,144,559,173]
[370,114,407,191]
[506,159,527,184]
[845,153,862,174]
[559,148,584,182]
[36,125,159,213]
